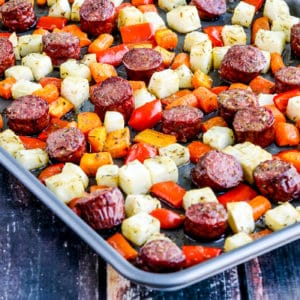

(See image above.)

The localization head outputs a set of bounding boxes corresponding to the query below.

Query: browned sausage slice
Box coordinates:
[274,66,300,93]
[190,0,226,20]
[291,23,300,58]
[0,38,15,76]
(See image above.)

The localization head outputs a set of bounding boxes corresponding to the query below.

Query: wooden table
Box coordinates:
[1,164,300,299]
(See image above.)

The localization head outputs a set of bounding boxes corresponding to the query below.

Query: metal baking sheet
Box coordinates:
[1,0,300,291]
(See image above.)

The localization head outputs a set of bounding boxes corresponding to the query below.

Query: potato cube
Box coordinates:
[190,39,213,74]
[271,15,300,42]
[11,80,42,99]
[125,194,161,217]
[174,64,193,89]
[143,12,166,31]
[18,34,43,57]
[158,143,190,166]
[203,126,235,150]
[286,96,300,122]
[80,53,97,66]
[71,0,85,21]
[15,149,49,170]
[222,25,247,46]
[0,129,25,157]
[158,0,186,11]
[5,65,33,81]
[263,0,290,22]
[212,46,230,70]
[121,212,160,246]
[232,1,255,28]
[62,162,89,188]
[96,164,119,187]
[8,32,20,60]
[258,93,275,106]
[60,59,91,81]
[183,187,218,210]
[261,50,271,74]
[224,232,253,252]
[133,87,156,108]
[104,111,125,133]
[117,6,145,28]
[254,29,286,54]
[183,31,209,52]
[49,0,71,20]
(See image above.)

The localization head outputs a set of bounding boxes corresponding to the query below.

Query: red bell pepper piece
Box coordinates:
[38,163,65,184]
[0,32,11,38]
[182,245,222,268]
[19,136,47,150]
[120,22,155,44]
[203,26,224,47]
[36,16,68,31]
[217,183,258,207]
[243,0,265,11]
[274,149,300,173]
[150,181,186,208]
[150,208,185,229]
[131,0,153,6]
[96,44,129,67]
[273,89,300,112]
[124,142,158,164]
[128,99,162,131]
[39,77,62,92]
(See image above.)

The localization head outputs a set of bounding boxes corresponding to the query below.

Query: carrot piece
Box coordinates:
[251,16,270,43]
[249,76,275,94]
[0,77,16,99]
[38,163,65,184]
[131,0,153,5]
[248,195,272,221]
[0,115,4,130]
[137,4,157,13]
[153,46,175,67]
[154,28,178,50]
[171,52,190,70]
[134,129,176,148]
[193,86,218,113]
[0,0,6,4]
[161,89,191,107]
[274,149,300,173]
[187,141,212,164]
[250,229,272,240]
[88,33,114,53]
[244,0,264,11]
[88,126,107,152]
[32,28,49,35]
[126,41,154,49]
[229,83,250,90]
[61,24,91,47]
[192,69,213,89]
[165,93,198,109]
[33,83,59,104]
[19,136,47,150]
[49,97,74,118]
[90,62,117,83]
[77,112,102,136]
[201,116,228,132]
[89,185,110,193]
[210,85,228,95]
[120,22,155,44]
[270,52,285,74]
[275,122,300,146]
[129,80,146,91]
[36,0,47,6]
[39,77,62,91]
[150,181,186,208]
[263,105,286,127]
[79,152,113,176]
[107,232,138,261]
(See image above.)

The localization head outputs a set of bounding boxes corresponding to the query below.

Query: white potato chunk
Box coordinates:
[18,34,43,57]
[263,0,290,22]
[148,69,179,99]
[254,29,286,54]
[96,164,119,187]
[22,53,53,81]
[60,59,91,81]
[212,46,230,70]
[232,1,255,28]
[158,0,186,11]
[60,76,89,108]
[62,163,89,189]
[49,0,71,19]
[119,160,152,195]
[15,149,49,170]
[110,0,123,6]
[9,32,20,60]
[104,111,125,133]
[71,0,85,21]
[125,194,161,217]
[121,212,160,246]
[265,202,299,231]
[261,50,271,74]
[183,187,217,210]
[47,0,56,5]
[183,31,209,52]
[222,142,272,184]
[158,143,190,166]
[222,25,247,46]
[118,6,145,28]
[203,126,235,150]
[190,39,212,74]
[133,87,156,108]
[143,12,166,31]
[11,80,42,99]
[271,15,299,42]
[5,65,33,81]
[224,232,253,252]
[174,64,193,88]
[166,5,201,33]
[227,202,255,234]
[258,93,276,106]
[286,96,300,122]
[80,53,97,67]
[0,129,25,157]
[144,156,178,184]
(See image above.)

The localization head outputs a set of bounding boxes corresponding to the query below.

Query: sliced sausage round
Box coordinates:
[122,48,164,83]
[0,0,36,32]
[254,159,300,203]
[184,202,228,240]
[291,23,300,58]
[90,76,134,122]
[46,127,86,163]
[75,187,125,230]
[190,0,226,20]
[217,88,259,124]
[79,0,115,36]
[136,239,185,272]
[220,45,266,83]
[191,150,243,191]
[42,32,81,66]
[161,105,203,142]
[0,38,15,76]
[274,66,300,93]
[233,107,275,148]
[6,95,50,135]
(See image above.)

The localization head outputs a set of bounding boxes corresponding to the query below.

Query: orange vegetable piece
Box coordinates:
[120,22,155,44]
[274,149,300,173]
[249,76,275,94]
[80,152,113,176]
[251,16,270,43]
[126,41,154,49]
[248,195,272,221]
[60,24,91,47]
[229,83,250,90]
[88,33,114,53]
[89,185,110,193]
[33,83,59,104]
[32,28,49,35]
[19,136,47,150]
[192,69,213,89]
[171,52,190,70]
[161,89,191,107]
[49,97,74,118]
[250,229,272,240]
[154,28,178,50]
[77,112,102,136]
[201,116,228,132]
[38,163,65,184]
[129,80,146,91]
[39,77,62,91]
[193,86,218,113]
[244,0,265,11]
[88,126,107,152]
[270,52,285,74]
[153,46,175,67]
[263,105,286,127]
[0,77,16,99]
[90,62,117,83]
[275,122,300,146]
[134,129,176,148]
[165,93,198,110]
[131,0,153,6]
[210,85,228,95]
[107,232,138,261]
[0,115,3,130]
[187,141,212,164]
[137,4,157,13]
